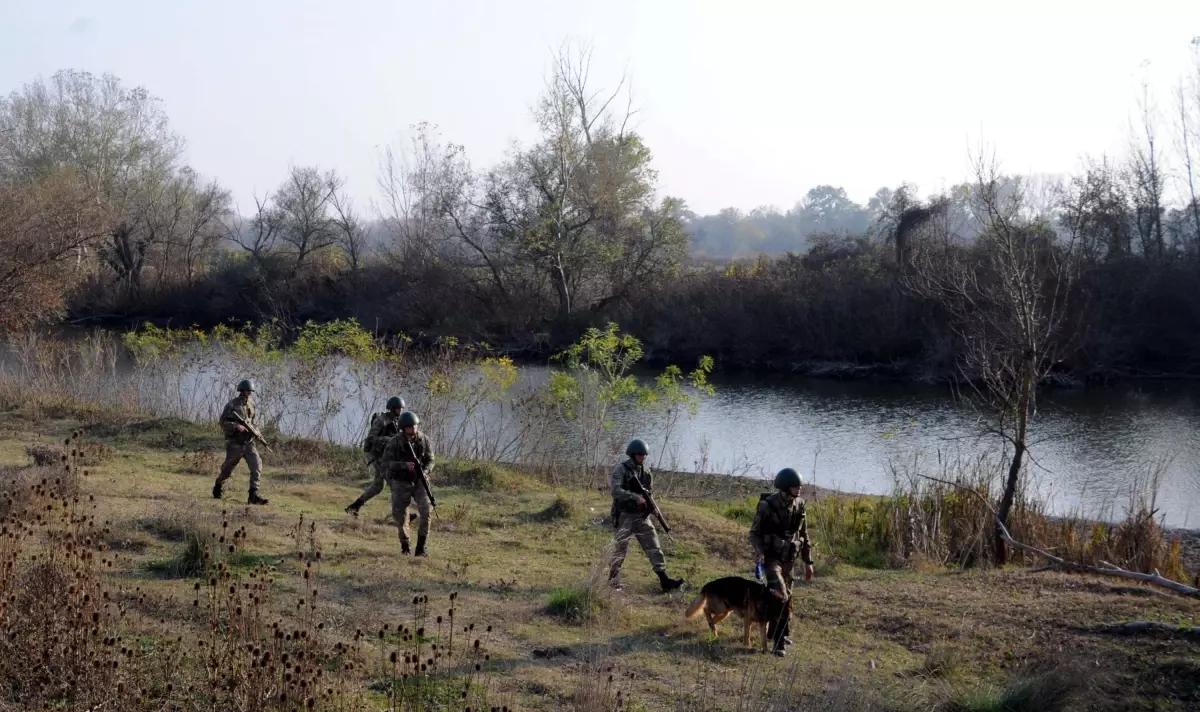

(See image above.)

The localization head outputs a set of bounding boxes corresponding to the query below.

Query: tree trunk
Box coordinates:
[553,256,571,317]
[995,363,1033,566]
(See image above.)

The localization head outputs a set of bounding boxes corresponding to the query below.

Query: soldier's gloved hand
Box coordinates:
[804,564,814,581]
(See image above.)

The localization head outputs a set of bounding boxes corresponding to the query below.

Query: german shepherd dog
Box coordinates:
[684,576,791,652]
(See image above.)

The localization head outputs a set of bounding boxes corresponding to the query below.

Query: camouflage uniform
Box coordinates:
[215,394,262,494]
[347,411,402,512]
[379,430,434,547]
[748,491,813,600]
[608,459,666,579]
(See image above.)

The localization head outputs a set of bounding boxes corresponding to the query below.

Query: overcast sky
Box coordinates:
[2,0,1198,216]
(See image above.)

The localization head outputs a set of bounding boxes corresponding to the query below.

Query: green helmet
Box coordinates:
[386,396,406,411]
[236,379,255,393]
[625,439,649,457]
[398,411,420,428]
[774,468,802,490]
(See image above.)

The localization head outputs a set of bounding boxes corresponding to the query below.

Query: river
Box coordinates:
[3,335,1198,528]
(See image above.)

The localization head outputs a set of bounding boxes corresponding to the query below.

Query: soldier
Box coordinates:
[212,379,269,505]
[749,467,815,657]
[608,438,685,592]
[378,411,434,556]
[345,396,406,517]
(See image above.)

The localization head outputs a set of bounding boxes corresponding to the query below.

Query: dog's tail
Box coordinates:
[684,592,707,620]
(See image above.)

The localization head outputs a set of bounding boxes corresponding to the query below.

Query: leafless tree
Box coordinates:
[906,151,1081,565]
[229,193,280,269]
[330,188,369,278]
[1127,73,1167,260]
[273,166,342,276]
[484,41,686,319]
[377,123,510,307]
[1174,38,1200,252]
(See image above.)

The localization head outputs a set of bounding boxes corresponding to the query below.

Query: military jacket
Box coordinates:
[611,459,653,515]
[363,411,402,458]
[749,491,814,565]
[219,396,256,441]
[380,431,434,481]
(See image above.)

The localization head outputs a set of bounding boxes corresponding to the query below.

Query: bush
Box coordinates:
[532,494,576,523]
[936,667,1082,712]
[547,581,610,625]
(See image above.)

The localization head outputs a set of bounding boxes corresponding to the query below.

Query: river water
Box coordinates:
[3,336,1197,528]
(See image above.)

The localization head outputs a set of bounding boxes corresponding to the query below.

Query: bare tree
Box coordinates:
[1127,73,1167,260]
[906,151,1080,565]
[377,123,511,307]
[485,41,686,319]
[229,193,281,270]
[273,166,342,276]
[1175,38,1200,252]
[330,188,369,278]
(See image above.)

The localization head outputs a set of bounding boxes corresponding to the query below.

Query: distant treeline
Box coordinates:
[4,47,1200,381]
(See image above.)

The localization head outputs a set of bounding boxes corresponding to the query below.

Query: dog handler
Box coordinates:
[749,467,815,656]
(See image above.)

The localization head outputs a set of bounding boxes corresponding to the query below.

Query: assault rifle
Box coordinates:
[627,465,670,534]
[404,438,438,512]
[230,411,274,453]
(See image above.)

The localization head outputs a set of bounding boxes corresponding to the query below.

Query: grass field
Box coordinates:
[0,401,1197,711]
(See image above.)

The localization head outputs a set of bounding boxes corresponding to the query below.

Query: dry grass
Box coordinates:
[0,408,1196,711]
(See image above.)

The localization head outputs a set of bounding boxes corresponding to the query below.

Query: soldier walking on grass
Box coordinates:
[608,438,685,592]
[379,411,434,556]
[345,396,406,518]
[749,467,815,657]
[212,379,269,505]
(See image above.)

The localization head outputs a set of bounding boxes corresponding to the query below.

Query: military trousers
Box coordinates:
[763,557,795,600]
[610,512,666,574]
[389,475,430,543]
[216,439,262,492]
[351,460,388,509]
[763,557,795,647]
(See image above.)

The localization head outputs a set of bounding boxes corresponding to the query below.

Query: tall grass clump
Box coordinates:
[736,451,1192,580]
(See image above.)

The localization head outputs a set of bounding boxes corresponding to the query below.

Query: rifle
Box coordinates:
[230,411,274,453]
[627,465,670,534]
[404,437,438,513]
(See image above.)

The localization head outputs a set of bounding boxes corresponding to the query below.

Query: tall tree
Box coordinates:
[906,153,1080,565]
[485,42,687,319]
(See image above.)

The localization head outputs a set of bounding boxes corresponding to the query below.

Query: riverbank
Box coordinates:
[0,401,1196,711]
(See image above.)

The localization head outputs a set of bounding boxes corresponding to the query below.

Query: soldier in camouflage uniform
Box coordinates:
[608,439,685,592]
[749,467,815,656]
[379,411,434,556]
[213,379,269,505]
[345,396,406,517]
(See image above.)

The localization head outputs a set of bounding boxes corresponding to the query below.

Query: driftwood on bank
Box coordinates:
[916,474,1200,599]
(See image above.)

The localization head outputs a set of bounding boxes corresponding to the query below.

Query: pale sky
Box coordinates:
[2,0,1198,216]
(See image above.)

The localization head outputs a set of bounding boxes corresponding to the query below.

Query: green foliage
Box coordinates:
[546,584,606,624]
[291,318,387,363]
[544,322,716,478]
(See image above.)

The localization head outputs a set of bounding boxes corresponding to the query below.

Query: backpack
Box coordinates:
[362,412,385,452]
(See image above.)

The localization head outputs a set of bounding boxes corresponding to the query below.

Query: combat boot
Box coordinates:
[414,535,428,557]
[657,570,684,592]
[344,501,361,518]
[212,481,223,500]
[248,491,269,505]
[400,539,411,555]
[608,567,623,591]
